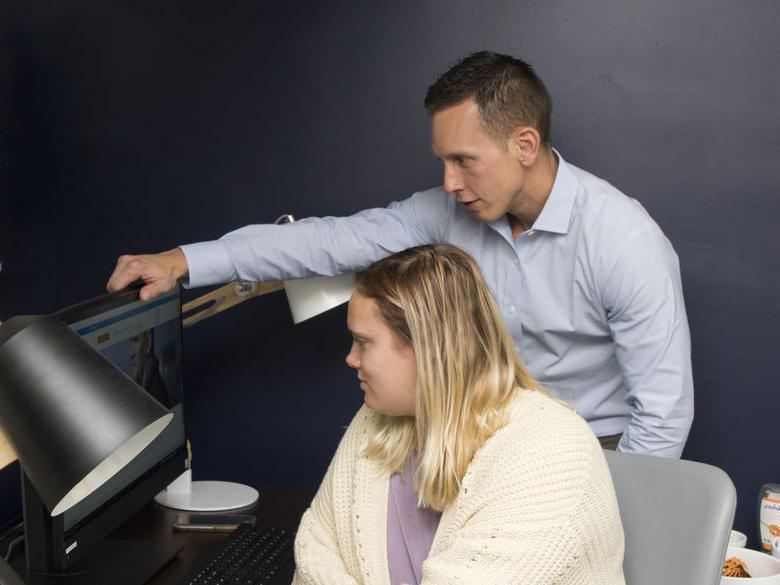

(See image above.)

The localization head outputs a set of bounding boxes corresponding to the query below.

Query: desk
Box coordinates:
[9,485,315,585]
[146,485,315,584]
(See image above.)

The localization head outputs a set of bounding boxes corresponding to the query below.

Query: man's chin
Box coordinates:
[467,204,502,223]
[474,210,501,223]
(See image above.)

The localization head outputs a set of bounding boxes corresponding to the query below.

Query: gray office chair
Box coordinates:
[604,450,736,585]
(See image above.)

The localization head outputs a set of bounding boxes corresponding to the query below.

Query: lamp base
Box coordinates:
[154,470,259,511]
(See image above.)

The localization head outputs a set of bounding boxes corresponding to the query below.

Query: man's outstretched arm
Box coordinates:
[106,190,451,301]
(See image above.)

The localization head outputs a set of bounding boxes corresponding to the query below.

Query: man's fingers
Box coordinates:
[138,277,172,302]
[107,255,157,295]
[139,283,159,302]
[107,254,140,292]
[107,249,186,300]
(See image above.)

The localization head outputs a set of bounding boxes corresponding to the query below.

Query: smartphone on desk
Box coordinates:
[173,513,256,532]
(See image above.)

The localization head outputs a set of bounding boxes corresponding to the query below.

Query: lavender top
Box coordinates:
[387,457,442,585]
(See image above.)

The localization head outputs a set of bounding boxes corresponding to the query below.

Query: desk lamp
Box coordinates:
[154,214,355,512]
[0,315,174,517]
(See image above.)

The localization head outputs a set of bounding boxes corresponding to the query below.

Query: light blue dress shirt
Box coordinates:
[181,151,693,457]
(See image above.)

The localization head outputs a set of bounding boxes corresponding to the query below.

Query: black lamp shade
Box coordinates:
[0,315,173,516]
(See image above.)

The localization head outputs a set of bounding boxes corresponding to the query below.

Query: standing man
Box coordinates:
[108,51,693,457]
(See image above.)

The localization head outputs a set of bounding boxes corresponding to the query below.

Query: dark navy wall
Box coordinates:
[1,0,778,545]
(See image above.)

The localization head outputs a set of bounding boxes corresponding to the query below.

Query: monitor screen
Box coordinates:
[55,286,186,532]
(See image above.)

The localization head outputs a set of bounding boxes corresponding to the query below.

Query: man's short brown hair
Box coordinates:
[424,51,552,145]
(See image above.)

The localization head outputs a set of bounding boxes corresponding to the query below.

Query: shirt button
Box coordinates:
[507,305,517,316]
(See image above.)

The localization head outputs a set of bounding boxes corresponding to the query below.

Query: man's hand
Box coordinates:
[107,248,189,301]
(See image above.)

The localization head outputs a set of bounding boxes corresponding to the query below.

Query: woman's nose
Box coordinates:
[345,343,359,369]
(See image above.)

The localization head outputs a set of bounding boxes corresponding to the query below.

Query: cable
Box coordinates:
[3,534,23,562]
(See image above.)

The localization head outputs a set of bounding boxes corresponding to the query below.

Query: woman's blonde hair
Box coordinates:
[358,244,542,510]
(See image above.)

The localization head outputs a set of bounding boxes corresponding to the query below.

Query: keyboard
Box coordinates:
[178,523,295,585]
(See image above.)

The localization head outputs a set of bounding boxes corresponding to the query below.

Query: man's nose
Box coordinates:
[443,164,463,194]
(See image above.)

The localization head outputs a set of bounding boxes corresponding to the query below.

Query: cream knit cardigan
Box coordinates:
[293,390,625,585]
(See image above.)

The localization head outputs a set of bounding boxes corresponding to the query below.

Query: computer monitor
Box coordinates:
[20,284,188,575]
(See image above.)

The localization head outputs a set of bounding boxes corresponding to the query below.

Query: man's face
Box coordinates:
[431,98,525,223]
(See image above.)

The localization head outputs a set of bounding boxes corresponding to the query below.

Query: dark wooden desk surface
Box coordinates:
[133,485,315,585]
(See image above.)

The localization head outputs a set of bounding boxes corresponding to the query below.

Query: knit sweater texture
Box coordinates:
[292,390,626,585]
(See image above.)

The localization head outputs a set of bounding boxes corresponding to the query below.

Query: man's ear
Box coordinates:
[510,126,541,167]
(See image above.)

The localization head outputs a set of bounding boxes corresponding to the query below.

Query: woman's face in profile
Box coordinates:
[345,291,417,417]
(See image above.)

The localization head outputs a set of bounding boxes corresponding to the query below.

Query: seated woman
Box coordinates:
[293,244,625,585]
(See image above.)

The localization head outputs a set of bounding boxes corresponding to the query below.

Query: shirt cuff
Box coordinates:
[179,241,236,288]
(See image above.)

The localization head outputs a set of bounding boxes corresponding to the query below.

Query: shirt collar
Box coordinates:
[528,148,578,235]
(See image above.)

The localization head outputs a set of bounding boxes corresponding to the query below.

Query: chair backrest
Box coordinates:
[604,450,736,585]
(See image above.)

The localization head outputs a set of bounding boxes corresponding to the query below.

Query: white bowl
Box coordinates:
[729,530,748,548]
[722,546,780,584]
